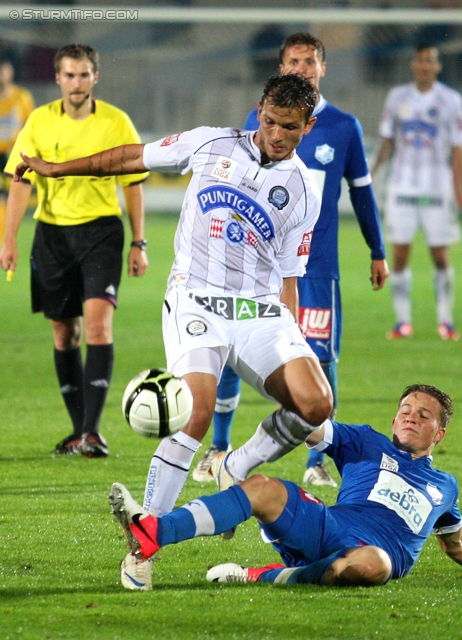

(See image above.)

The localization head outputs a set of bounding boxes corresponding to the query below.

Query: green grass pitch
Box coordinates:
[1,214,461,640]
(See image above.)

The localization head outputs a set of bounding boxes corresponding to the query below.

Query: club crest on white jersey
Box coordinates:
[368,470,431,533]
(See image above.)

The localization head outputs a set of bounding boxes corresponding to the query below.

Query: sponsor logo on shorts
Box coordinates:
[368,470,431,534]
[380,453,399,473]
[198,186,274,240]
[105,284,116,296]
[297,232,312,256]
[299,307,331,340]
[209,217,258,248]
[160,133,181,146]
[212,156,238,182]
[396,195,443,207]
[268,186,289,210]
[186,320,207,335]
[190,293,281,320]
[315,143,335,165]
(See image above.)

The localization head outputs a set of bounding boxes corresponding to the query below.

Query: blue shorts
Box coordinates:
[260,480,362,568]
[297,277,341,363]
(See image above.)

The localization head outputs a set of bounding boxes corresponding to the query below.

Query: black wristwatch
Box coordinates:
[131,239,148,251]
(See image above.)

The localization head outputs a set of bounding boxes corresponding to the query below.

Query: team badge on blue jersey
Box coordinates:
[427,483,443,506]
[268,186,289,210]
[315,144,335,165]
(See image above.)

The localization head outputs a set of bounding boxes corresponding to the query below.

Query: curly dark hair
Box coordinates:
[399,384,453,428]
[54,44,99,73]
[261,73,317,122]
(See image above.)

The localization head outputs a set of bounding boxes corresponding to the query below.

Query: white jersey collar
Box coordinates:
[312,94,327,117]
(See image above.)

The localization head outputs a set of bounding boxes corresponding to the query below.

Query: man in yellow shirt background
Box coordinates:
[0,44,149,457]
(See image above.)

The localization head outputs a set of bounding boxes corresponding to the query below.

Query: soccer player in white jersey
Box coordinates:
[372,44,462,341]
[14,74,334,591]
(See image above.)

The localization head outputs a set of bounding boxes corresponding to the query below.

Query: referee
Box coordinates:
[0,44,149,457]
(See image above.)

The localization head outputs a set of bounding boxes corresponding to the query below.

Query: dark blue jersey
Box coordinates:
[315,421,461,577]
[245,97,386,280]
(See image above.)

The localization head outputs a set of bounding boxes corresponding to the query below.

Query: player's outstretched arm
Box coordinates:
[436,528,462,566]
[14,144,147,182]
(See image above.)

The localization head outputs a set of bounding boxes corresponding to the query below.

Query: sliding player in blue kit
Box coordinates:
[193,32,389,487]
[109,384,462,587]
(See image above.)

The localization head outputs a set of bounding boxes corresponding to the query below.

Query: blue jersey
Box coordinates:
[318,421,461,577]
[244,97,386,280]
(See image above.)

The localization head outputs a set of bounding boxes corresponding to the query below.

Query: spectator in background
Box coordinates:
[0,59,34,244]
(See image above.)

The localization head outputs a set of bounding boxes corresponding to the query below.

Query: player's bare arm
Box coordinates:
[14,144,147,182]
[0,180,33,271]
[435,528,462,565]
[370,258,389,291]
[123,183,148,278]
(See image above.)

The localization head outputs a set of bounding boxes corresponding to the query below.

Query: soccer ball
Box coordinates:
[122,369,193,438]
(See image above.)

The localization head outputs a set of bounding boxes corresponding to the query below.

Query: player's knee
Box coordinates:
[85,319,112,343]
[298,388,333,426]
[328,547,392,587]
[242,474,287,520]
[52,319,81,350]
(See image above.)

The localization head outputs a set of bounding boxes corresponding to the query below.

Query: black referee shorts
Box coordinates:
[31,216,124,320]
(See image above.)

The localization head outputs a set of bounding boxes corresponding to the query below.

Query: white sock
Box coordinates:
[226,423,285,481]
[434,266,454,325]
[143,430,201,517]
[390,268,412,324]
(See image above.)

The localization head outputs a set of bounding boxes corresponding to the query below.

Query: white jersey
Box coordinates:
[143,127,321,303]
[379,81,462,195]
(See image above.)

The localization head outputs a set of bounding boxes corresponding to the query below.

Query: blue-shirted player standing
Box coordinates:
[192,32,389,487]
[111,384,462,586]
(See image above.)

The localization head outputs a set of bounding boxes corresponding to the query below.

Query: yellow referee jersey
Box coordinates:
[0,84,34,155]
[5,99,149,225]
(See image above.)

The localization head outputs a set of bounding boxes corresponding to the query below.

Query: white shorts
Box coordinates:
[384,188,460,247]
[162,289,317,401]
